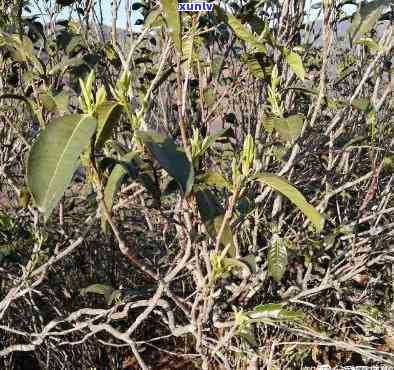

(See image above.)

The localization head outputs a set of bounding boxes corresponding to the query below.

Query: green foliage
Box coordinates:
[80,283,120,305]
[267,65,283,117]
[196,189,235,256]
[137,130,194,196]
[351,98,374,114]
[350,0,389,42]
[0,32,44,74]
[182,25,201,73]
[216,6,267,53]
[95,102,123,150]
[197,171,230,189]
[354,37,381,51]
[0,244,19,265]
[144,7,163,29]
[102,151,139,233]
[267,234,288,282]
[249,303,304,321]
[191,127,233,165]
[48,56,85,75]
[284,50,306,81]
[160,0,182,52]
[241,52,271,80]
[0,212,16,238]
[241,134,256,175]
[210,243,254,284]
[254,173,325,231]
[1,0,392,366]
[40,90,70,114]
[27,115,97,222]
[211,55,224,81]
[262,114,304,142]
[79,70,96,114]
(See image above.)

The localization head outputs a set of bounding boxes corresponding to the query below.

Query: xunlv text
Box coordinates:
[178,2,214,12]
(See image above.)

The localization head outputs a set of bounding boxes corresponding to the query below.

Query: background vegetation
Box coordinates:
[0,0,393,369]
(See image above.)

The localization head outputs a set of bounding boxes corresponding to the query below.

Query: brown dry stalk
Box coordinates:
[309,0,333,128]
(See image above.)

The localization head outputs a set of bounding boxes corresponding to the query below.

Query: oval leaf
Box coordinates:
[274,114,304,142]
[27,114,97,222]
[41,90,70,114]
[285,51,305,81]
[241,53,270,79]
[267,234,288,282]
[197,171,230,189]
[80,283,115,304]
[222,257,252,276]
[216,6,267,53]
[102,151,139,233]
[255,172,325,231]
[249,303,304,321]
[160,0,182,52]
[350,0,389,42]
[95,102,123,150]
[196,189,235,256]
[250,303,283,319]
[137,130,194,196]
[48,56,85,75]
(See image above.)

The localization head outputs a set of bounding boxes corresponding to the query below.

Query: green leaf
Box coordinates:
[145,8,165,28]
[255,173,324,231]
[267,235,288,282]
[216,6,267,53]
[262,114,304,142]
[211,56,224,81]
[203,127,234,150]
[251,303,283,318]
[368,110,377,144]
[241,53,271,79]
[80,283,116,305]
[350,98,374,114]
[382,155,394,171]
[271,144,287,162]
[222,257,252,275]
[354,37,380,50]
[243,55,264,79]
[107,290,122,305]
[0,34,44,74]
[350,0,389,42]
[238,328,258,349]
[182,31,193,66]
[66,34,83,55]
[237,196,255,216]
[0,245,19,265]
[27,114,97,222]
[95,102,123,150]
[196,189,235,256]
[137,130,194,196]
[197,171,230,189]
[274,114,304,142]
[182,29,199,74]
[41,90,70,114]
[249,303,304,321]
[102,151,139,234]
[48,56,85,75]
[160,0,182,52]
[279,309,305,321]
[285,51,305,81]
[261,113,274,134]
[240,255,258,274]
[203,88,215,109]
